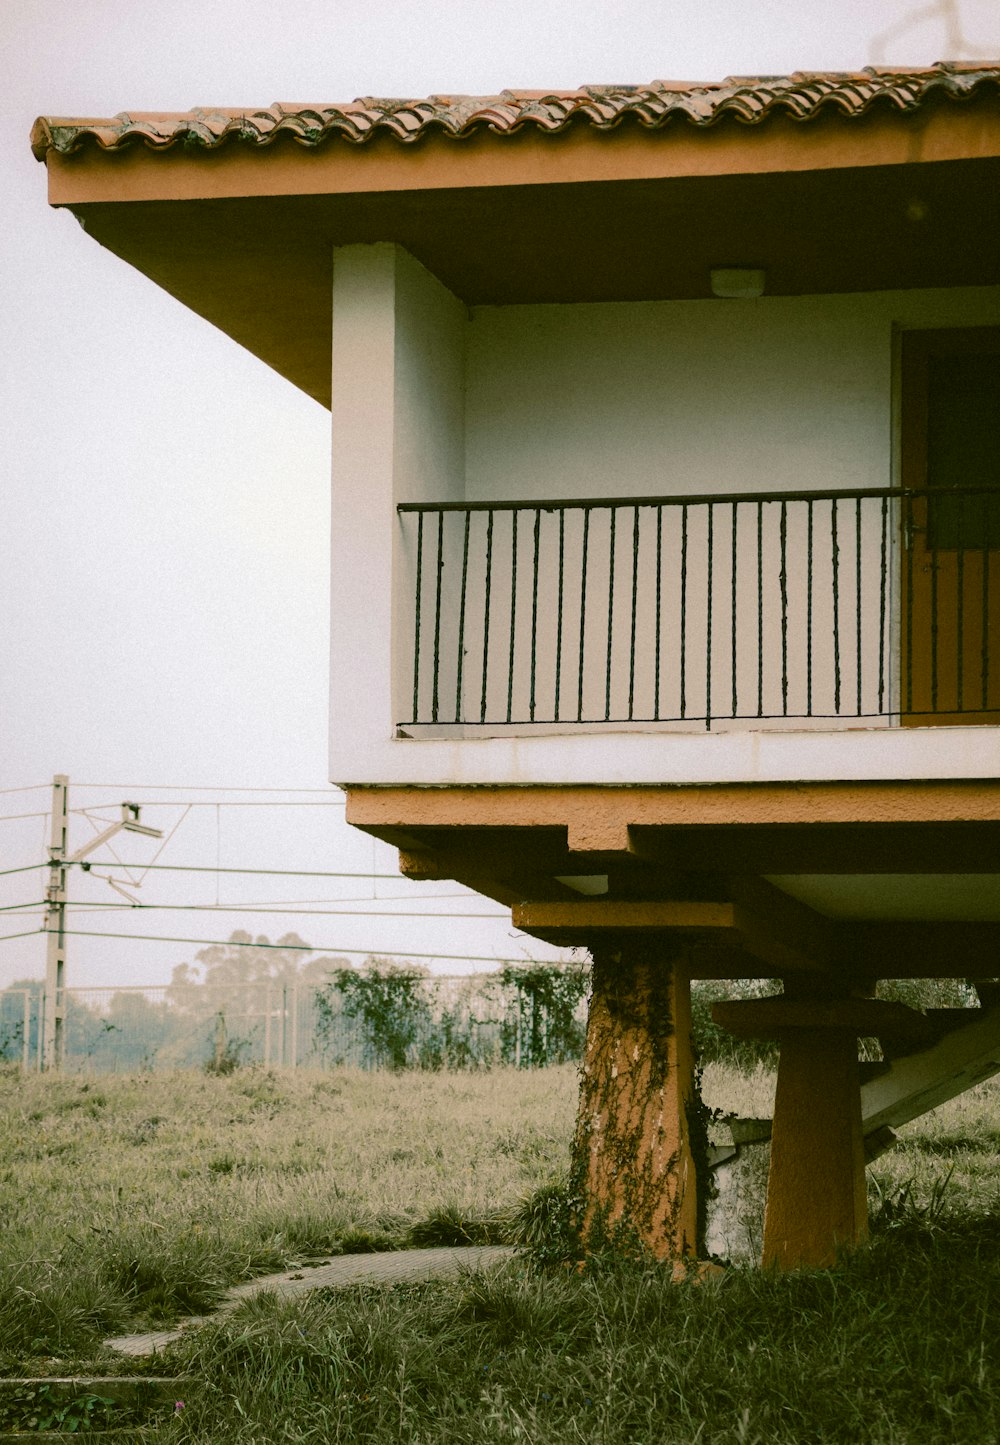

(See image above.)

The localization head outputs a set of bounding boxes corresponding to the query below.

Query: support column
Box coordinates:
[572,944,698,1259]
[711,991,929,1270]
[762,1028,867,1270]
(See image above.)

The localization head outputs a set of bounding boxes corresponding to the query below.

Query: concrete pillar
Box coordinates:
[762,1027,867,1269]
[572,945,699,1259]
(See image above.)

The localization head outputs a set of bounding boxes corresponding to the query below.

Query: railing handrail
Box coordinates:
[398,484,1000,515]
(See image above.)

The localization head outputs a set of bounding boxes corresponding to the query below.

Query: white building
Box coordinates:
[33,64,1000,1266]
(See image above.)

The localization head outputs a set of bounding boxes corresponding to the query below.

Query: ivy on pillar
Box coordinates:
[572,941,701,1260]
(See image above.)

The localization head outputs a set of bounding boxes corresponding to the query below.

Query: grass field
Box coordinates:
[3,1061,1000,1442]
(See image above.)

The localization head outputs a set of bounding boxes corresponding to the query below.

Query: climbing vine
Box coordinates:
[316,960,432,1070]
[499,960,589,1067]
[570,941,703,1261]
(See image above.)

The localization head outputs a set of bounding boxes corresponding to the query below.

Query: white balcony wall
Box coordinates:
[465,287,1000,502]
[329,243,466,773]
[329,255,1000,787]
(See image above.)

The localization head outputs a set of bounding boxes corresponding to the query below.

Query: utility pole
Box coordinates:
[42,774,69,1072]
[41,775,163,1071]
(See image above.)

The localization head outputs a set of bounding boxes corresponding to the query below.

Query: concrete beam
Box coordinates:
[860,1003,1000,1135]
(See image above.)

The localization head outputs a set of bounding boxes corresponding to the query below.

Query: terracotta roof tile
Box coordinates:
[30,62,1000,161]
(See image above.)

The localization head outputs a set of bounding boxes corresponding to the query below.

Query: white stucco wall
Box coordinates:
[328,252,1000,787]
[465,287,1000,501]
[329,243,466,773]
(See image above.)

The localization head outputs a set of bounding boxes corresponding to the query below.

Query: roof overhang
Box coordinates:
[35,72,1000,408]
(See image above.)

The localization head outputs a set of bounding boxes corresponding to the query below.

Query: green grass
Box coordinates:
[0,1063,577,1366]
[3,1063,1000,1442]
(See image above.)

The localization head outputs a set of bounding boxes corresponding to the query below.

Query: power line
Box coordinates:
[0,928,45,943]
[0,811,50,823]
[73,801,346,809]
[0,902,45,914]
[74,783,346,794]
[0,863,46,878]
[57,930,553,966]
[60,902,508,920]
[0,784,50,795]
[70,862,437,880]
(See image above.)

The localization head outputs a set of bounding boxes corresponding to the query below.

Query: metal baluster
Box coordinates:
[480,510,494,724]
[605,507,617,720]
[555,508,565,721]
[412,510,423,723]
[731,500,738,718]
[455,510,471,722]
[806,498,814,718]
[706,502,714,729]
[905,493,914,715]
[453,517,471,722]
[578,509,590,722]
[654,505,663,721]
[530,508,541,723]
[756,500,764,717]
[680,504,688,720]
[878,495,888,716]
[779,499,788,716]
[831,497,841,714]
[956,491,965,713]
[855,497,862,717]
[629,505,640,721]
[431,510,444,723]
[931,500,939,715]
[507,510,519,724]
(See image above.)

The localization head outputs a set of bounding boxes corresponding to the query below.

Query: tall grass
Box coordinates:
[4,1063,1000,1443]
[0,1063,576,1365]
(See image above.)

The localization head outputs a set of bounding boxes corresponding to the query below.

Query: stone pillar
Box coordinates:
[571,944,699,1259]
[762,1027,867,1269]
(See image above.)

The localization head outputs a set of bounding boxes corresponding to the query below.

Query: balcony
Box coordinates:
[398,486,1000,734]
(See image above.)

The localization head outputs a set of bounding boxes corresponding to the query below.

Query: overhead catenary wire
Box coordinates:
[57,901,510,920]
[72,800,347,809]
[73,783,346,794]
[0,863,47,878]
[56,931,561,967]
[69,862,449,880]
[0,811,50,823]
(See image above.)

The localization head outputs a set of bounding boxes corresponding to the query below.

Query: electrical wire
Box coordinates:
[70,862,440,879]
[72,800,346,809]
[74,783,345,793]
[57,930,553,965]
[61,902,509,919]
[0,784,50,795]
[0,863,46,878]
[0,928,45,943]
[0,901,45,914]
[0,811,50,823]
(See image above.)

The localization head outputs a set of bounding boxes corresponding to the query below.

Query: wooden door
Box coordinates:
[900,327,1000,725]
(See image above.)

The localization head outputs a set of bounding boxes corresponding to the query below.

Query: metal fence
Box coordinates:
[0,971,589,1074]
[399,486,1000,730]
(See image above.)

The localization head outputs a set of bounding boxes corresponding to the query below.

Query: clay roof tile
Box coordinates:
[30,63,1000,161]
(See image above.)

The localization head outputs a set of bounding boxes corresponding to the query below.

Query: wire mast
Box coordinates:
[42,774,69,1071]
[41,775,162,1071]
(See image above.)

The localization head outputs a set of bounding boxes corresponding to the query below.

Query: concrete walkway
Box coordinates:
[105,1246,517,1356]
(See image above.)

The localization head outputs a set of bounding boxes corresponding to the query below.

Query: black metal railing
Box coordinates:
[397,487,999,730]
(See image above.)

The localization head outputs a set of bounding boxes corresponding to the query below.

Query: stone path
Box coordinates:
[105,1245,517,1357]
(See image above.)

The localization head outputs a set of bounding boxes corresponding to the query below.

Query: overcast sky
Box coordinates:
[1,0,997,988]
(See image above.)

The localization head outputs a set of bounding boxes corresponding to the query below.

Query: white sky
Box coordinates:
[1,0,997,988]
